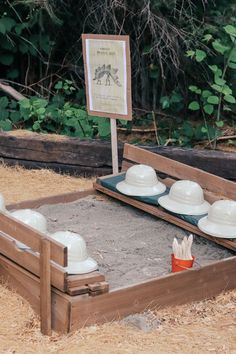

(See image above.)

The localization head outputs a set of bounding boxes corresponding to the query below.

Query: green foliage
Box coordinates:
[187,23,236,145]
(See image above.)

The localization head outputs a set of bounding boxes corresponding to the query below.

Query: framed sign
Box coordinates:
[82,34,132,120]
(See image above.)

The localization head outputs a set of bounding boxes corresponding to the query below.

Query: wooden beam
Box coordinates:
[70,256,236,330]
[7,189,95,210]
[123,144,236,200]
[95,183,236,251]
[0,212,67,267]
[0,231,66,291]
[40,238,51,335]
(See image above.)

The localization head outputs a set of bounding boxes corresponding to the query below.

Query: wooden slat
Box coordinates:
[7,189,95,210]
[40,238,51,335]
[0,254,71,333]
[0,212,67,267]
[123,144,236,200]
[0,231,66,291]
[95,183,236,251]
[70,256,236,330]
[66,272,105,290]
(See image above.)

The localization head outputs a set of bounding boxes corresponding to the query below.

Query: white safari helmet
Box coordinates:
[50,231,98,274]
[0,193,7,212]
[159,180,210,215]
[198,200,236,238]
[11,209,48,233]
[116,164,166,197]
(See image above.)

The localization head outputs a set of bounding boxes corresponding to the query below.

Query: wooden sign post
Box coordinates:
[82,34,132,173]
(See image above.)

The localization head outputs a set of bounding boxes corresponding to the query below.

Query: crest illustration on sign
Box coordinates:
[82,34,132,120]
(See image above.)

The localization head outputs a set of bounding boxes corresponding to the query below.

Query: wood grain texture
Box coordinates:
[0,231,66,291]
[70,256,236,330]
[0,254,71,333]
[1,132,236,179]
[95,183,236,251]
[40,238,51,335]
[0,212,67,267]
[66,272,105,289]
[7,189,95,210]
[123,144,236,200]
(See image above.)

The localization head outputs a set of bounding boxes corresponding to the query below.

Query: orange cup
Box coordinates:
[171,253,195,273]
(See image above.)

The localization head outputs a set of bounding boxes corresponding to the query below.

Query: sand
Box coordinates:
[36,195,234,289]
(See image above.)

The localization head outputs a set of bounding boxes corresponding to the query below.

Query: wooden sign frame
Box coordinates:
[82,34,132,121]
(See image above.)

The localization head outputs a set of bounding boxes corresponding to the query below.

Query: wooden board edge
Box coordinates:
[7,189,96,210]
[70,256,236,330]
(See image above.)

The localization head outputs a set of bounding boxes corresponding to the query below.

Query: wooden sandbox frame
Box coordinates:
[0,143,235,334]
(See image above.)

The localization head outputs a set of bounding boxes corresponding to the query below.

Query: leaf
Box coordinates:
[215,120,224,127]
[10,111,21,123]
[7,69,19,79]
[207,95,219,104]
[195,49,207,62]
[188,101,200,110]
[186,50,195,58]
[203,104,214,115]
[214,75,226,86]
[189,85,198,92]
[211,84,223,93]
[202,90,212,98]
[0,18,16,32]
[208,65,218,73]
[222,85,233,95]
[0,97,9,109]
[224,25,236,38]
[202,34,213,42]
[212,40,229,54]
[19,99,31,109]
[98,119,110,138]
[160,96,170,109]
[228,61,236,69]
[0,54,14,66]
[0,120,12,131]
[224,95,236,103]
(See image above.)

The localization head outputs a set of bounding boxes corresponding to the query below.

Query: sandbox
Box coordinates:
[37,195,234,289]
[0,143,235,334]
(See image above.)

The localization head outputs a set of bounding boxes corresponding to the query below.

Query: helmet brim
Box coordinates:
[116,181,166,197]
[66,257,98,274]
[158,195,210,216]
[198,217,236,238]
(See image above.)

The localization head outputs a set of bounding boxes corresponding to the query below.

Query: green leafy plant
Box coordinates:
[187,24,236,147]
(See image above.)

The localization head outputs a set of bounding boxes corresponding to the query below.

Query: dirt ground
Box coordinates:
[0,163,236,354]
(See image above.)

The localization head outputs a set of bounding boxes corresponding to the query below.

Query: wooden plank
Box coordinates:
[94,183,236,251]
[0,132,123,167]
[0,212,67,267]
[143,146,236,181]
[66,272,105,290]
[0,231,66,291]
[7,189,95,210]
[123,144,236,200]
[70,256,236,330]
[1,132,236,179]
[88,281,109,297]
[0,254,71,333]
[40,238,51,335]
[1,157,112,177]
[67,285,89,296]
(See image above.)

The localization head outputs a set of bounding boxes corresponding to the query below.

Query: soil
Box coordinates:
[0,164,235,353]
[36,195,233,289]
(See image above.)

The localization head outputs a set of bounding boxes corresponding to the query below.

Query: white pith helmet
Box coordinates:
[0,193,7,212]
[116,164,166,196]
[198,200,236,238]
[50,231,98,274]
[11,209,48,233]
[158,180,210,215]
